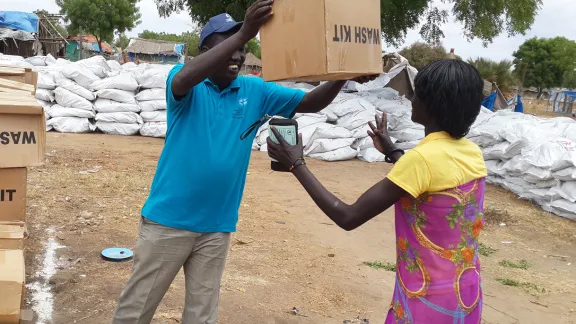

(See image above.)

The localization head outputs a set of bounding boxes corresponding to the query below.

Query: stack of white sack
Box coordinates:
[136,66,172,138]
[92,72,141,135]
[469,109,576,220]
[251,87,415,163]
[48,86,96,133]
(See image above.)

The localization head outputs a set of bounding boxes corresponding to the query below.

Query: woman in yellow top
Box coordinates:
[267,60,488,323]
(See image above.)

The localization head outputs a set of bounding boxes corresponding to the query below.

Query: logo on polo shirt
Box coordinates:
[232,98,247,119]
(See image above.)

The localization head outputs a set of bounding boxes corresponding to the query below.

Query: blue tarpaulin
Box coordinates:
[506,94,524,113]
[0,11,39,33]
[482,92,497,111]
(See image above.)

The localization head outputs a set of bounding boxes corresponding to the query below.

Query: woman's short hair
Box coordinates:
[414,60,484,139]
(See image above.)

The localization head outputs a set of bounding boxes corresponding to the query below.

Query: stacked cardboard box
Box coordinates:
[0,64,45,323]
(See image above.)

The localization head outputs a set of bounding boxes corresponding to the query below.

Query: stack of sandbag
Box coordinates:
[136,67,170,138]
[92,72,142,135]
[470,109,576,220]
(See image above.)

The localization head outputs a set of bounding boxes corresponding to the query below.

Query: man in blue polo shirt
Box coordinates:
[113,1,375,323]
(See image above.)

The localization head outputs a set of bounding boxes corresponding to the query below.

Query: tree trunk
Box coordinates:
[96,36,103,55]
[537,87,543,100]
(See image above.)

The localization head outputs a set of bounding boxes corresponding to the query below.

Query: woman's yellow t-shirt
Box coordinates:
[387,132,487,198]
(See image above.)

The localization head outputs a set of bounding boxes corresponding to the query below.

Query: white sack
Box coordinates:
[553,167,576,181]
[140,111,167,123]
[95,121,141,136]
[138,100,167,112]
[45,54,57,66]
[85,65,107,78]
[55,73,96,100]
[358,148,385,163]
[54,87,93,110]
[300,123,333,147]
[135,88,166,101]
[140,122,167,138]
[550,200,576,220]
[45,104,96,118]
[78,56,111,72]
[47,117,95,133]
[327,98,376,117]
[96,89,137,104]
[37,72,56,89]
[25,56,46,66]
[136,70,168,89]
[94,98,140,113]
[107,60,122,71]
[35,89,55,102]
[61,64,100,89]
[308,146,358,162]
[390,128,424,143]
[295,114,328,129]
[95,112,143,124]
[91,73,139,91]
[36,99,53,109]
[550,182,576,203]
[337,109,378,130]
[520,138,576,170]
[307,126,353,145]
[304,138,355,155]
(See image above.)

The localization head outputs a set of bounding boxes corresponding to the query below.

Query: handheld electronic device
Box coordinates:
[268,118,298,172]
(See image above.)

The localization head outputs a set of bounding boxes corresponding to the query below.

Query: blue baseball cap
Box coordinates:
[200,13,243,48]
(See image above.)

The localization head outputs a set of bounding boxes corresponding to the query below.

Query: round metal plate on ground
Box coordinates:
[101,247,133,262]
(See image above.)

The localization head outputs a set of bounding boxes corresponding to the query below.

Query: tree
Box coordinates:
[563,70,576,90]
[115,33,130,50]
[153,0,542,46]
[246,39,261,59]
[34,9,69,38]
[57,0,141,53]
[468,58,517,93]
[399,42,456,70]
[513,37,576,97]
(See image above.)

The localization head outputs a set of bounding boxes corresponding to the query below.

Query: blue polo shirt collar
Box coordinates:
[204,77,241,93]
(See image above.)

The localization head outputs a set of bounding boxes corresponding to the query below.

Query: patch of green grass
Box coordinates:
[497,278,521,286]
[496,278,546,294]
[478,243,497,257]
[363,261,396,272]
[499,259,530,270]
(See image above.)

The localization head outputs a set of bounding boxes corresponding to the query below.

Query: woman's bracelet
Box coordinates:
[384,149,405,164]
[289,158,306,171]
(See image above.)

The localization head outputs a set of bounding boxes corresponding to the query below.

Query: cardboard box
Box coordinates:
[0,249,25,324]
[0,168,27,223]
[0,223,27,250]
[0,96,46,168]
[260,0,383,81]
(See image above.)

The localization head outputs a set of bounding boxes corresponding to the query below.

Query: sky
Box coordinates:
[3,0,575,62]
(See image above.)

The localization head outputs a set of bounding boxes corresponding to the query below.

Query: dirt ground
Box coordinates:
[23,132,576,324]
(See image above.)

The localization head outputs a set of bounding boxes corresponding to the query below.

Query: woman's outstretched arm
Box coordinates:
[290,165,406,231]
[267,126,406,231]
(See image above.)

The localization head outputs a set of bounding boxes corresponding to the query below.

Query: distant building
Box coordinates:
[0,11,39,57]
[66,35,116,61]
[242,52,262,76]
[125,38,185,64]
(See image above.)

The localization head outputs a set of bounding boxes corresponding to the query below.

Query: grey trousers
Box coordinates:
[112,217,231,324]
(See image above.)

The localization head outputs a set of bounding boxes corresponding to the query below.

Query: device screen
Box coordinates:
[268,125,297,146]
